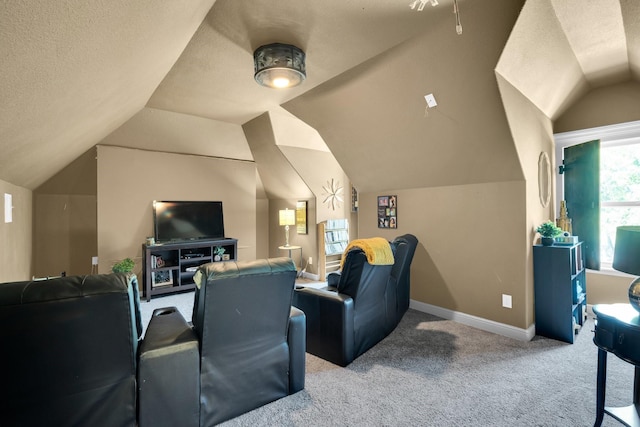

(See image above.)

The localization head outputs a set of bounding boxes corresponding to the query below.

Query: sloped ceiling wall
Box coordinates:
[495,0,588,120]
[268,109,351,222]
[496,0,639,122]
[283,0,524,193]
[243,113,313,200]
[100,107,253,161]
[4,0,639,193]
[626,0,640,79]
[146,0,448,125]
[0,0,216,189]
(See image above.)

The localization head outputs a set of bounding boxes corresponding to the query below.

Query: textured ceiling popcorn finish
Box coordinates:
[1,0,639,188]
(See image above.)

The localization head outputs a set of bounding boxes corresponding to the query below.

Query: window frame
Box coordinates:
[555,120,640,271]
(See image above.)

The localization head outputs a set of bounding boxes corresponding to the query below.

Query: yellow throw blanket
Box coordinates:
[340,237,394,269]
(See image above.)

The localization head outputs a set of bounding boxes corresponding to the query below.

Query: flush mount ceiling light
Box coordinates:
[253,43,306,89]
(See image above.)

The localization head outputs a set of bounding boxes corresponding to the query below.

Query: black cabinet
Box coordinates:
[142,239,237,301]
[533,242,586,343]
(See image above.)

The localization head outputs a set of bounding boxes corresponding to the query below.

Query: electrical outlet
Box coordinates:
[502,294,512,309]
[308,257,313,265]
[92,256,98,266]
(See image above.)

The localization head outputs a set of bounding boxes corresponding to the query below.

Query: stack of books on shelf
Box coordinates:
[325,241,347,256]
[326,219,348,229]
[150,255,165,269]
[325,229,349,242]
[324,219,349,255]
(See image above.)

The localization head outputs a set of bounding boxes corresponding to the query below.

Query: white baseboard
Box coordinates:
[299,271,320,281]
[409,300,536,341]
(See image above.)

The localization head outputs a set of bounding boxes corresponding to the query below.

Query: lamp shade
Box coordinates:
[279,209,296,226]
[613,226,640,312]
[613,226,640,275]
[254,43,306,89]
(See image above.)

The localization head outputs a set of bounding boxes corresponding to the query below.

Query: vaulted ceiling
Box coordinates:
[497,0,640,121]
[1,0,638,189]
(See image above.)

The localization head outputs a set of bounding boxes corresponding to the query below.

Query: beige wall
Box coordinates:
[283,0,530,328]
[33,148,98,277]
[95,108,258,279]
[496,74,557,327]
[96,145,257,278]
[276,145,352,276]
[359,182,528,328]
[554,81,640,133]
[101,107,253,161]
[587,271,631,304]
[268,198,317,274]
[244,111,352,274]
[284,0,524,194]
[256,197,270,260]
[33,195,97,277]
[0,179,32,282]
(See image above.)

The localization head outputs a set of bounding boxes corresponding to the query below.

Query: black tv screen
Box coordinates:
[153,201,225,243]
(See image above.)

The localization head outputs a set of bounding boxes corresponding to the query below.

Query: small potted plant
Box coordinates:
[536,221,562,246]
[112,257,135,274]
[214,246,226,262]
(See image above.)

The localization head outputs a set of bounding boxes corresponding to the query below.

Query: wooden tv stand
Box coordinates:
[142,238,237,301]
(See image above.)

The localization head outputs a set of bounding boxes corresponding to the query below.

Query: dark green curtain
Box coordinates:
[562,139,600,270]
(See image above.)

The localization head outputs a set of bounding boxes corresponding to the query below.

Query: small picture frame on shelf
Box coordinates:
[152,270,173,288]
[222,254,230,261]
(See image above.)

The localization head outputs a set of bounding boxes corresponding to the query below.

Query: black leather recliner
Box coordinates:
[293,234,418,367]
[138,257,306,427]
[0,273,143,427]
[388,234,419,327]
[1,258,306,427]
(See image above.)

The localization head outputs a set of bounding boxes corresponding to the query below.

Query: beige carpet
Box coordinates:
[140,292,631,426]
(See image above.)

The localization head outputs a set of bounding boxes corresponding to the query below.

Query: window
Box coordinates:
[555,120,640,270]
[600,142,640,265]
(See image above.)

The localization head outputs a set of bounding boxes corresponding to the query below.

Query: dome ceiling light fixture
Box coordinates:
[253,43,306,89]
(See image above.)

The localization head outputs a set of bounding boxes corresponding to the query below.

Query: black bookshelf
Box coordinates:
[533,242,586,343]
[142,238,237,301]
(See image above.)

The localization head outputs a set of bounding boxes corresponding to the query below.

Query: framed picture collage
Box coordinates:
[377,195,397,229]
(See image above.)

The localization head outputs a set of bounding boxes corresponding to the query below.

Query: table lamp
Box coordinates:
[612,225,640,312]
[279,208,296,247]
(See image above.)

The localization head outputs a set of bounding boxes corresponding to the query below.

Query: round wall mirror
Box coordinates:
[538,151,551,207]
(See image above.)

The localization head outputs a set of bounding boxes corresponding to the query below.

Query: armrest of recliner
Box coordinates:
[327,271,341,287]
[138,307,200,427]
[292,287,354,366]
[287,306,306,393]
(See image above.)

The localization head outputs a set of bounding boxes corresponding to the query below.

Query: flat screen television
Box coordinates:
[153,200,225,243]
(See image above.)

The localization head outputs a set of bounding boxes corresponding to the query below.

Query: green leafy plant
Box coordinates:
[214,246,226,257]
[112,257,135,273]
[536,221,562,238]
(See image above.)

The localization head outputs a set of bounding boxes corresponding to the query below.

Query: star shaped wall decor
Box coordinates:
[322,179,343,211]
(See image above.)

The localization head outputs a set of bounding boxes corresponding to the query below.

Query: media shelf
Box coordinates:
[142,238,237,301]
[533,242,587,343]
[317,219,349,279]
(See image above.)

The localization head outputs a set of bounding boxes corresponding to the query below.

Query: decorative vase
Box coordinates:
[541,237,554,246]
[629,278,640,312]
[556,200,572,234]
[214,255,222,262]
